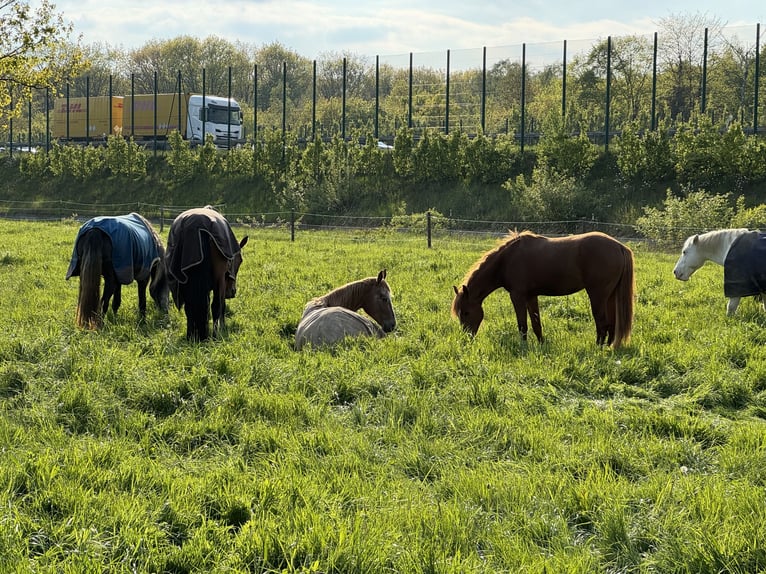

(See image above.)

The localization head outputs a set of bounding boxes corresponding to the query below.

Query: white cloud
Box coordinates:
[41,0,765,59]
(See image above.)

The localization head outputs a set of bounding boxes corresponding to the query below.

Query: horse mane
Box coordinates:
[693,228,749,248]
[132,212,166,257]
[459,229,536,286]
[312,277,380,309]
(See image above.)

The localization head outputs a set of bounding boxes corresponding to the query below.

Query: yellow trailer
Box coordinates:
[122,93,190,139]
[52,96,124,140]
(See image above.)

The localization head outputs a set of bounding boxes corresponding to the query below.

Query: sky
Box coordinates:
[42,0,765,60]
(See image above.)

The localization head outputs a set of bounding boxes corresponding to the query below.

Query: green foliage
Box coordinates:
[103,135,147,178]
[669,115,765,190]
[732,196,766,229]
[165,131,196,185]
[0,0,85,127]
[388,209,449,232]
[615,121,675,185]
[635,187,735,248]
[195,134,220,179]
[504,164,596,221]
[392,127,415,178]
[536,116,599,179]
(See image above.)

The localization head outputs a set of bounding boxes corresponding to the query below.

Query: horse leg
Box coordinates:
[727,297,741,316]
[604,291,617,346]
[137,278,148,317]
[526,296,544,342]
[587,290,610,346]
[212,288,226,337]
[102,273,116,317]
[211,246,229,337]
[510,294,529,341]
[112,284,122,314]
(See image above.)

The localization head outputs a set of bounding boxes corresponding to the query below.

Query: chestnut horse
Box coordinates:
[166,207,248,341]
[295,270,396,350]
[452,231,635,348]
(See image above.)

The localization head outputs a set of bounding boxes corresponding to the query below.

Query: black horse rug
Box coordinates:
[165,206,243,306]
[724,231,766,298]
[66,213,160,284]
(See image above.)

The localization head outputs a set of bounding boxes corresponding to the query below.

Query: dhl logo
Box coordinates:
[56,102,124,113]
[57,103,86,113]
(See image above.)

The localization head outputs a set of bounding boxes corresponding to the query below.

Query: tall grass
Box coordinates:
[1,220,766,572]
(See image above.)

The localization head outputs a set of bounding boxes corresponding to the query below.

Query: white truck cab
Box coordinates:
[186,94,244,148]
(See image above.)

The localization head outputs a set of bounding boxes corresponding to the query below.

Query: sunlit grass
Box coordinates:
[1,220,766,572]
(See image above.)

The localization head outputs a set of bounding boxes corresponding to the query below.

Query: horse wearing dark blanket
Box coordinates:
[166,206,249,340]
[673,228,766,315]
[66,213,169,329]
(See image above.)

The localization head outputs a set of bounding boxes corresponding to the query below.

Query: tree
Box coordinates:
[0,0,85,127]
[584,35,654,127]
[656,12,724,122]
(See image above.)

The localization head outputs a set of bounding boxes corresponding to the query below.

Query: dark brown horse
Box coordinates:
[452,231,635,348]
[66,213,169,329]
[166,207,248,341]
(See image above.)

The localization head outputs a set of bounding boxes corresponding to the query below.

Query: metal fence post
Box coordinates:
[427,211,432,248]
[754,23,761,135]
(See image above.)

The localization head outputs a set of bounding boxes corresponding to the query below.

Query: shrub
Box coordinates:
[635,187,734,248]
[615,122,675,185]
[732,196,766,230]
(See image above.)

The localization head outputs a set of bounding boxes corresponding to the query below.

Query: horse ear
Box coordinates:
[240,236,249,249]
[453,285,459,295]
[692,235,699,244]
[377,269,386,283]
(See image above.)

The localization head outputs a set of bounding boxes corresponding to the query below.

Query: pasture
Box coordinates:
[1,219,766,573]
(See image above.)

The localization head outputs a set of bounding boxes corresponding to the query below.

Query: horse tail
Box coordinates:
[612,245,635,348]
[76,230,104,329]
[182,233,213,341]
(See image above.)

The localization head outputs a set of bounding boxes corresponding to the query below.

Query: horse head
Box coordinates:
[451,284,484,335]
[149,246,170,312]
[673,234,703,281]
[361,269,396,333]
[224,235,249,299]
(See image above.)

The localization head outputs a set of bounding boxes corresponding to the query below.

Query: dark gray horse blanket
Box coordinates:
[165,207,241,305]
[724,231,766,298]
[66,213,159,284]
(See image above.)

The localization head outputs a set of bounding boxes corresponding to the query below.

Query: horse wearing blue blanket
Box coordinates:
[66,213,169,328]
[673,228,766,315]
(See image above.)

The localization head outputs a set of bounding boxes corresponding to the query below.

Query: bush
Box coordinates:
[503,165,596,222]
[732,196,766,230]
[635,187,734,248]
[615,122,675,186]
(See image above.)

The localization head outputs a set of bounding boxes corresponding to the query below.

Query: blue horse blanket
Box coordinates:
[724,231,766,298]
[66,213,160,285]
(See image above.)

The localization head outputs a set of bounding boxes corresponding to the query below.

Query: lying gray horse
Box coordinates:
[295,270,396,350]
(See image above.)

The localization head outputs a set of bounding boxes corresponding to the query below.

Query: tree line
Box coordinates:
[2,8,765,147]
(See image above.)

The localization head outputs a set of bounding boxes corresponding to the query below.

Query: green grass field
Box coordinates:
[2,219,766,573]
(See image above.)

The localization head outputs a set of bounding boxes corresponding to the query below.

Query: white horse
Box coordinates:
[295,270,396,350]
[673,228,766,315]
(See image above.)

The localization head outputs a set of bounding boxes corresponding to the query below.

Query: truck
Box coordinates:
[52,93,244,148]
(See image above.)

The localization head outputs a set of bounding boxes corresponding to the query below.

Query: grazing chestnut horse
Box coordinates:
[452,231,635,348]
[166,206,248,341]
[295,270,396,350]
[66,213,169,329]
